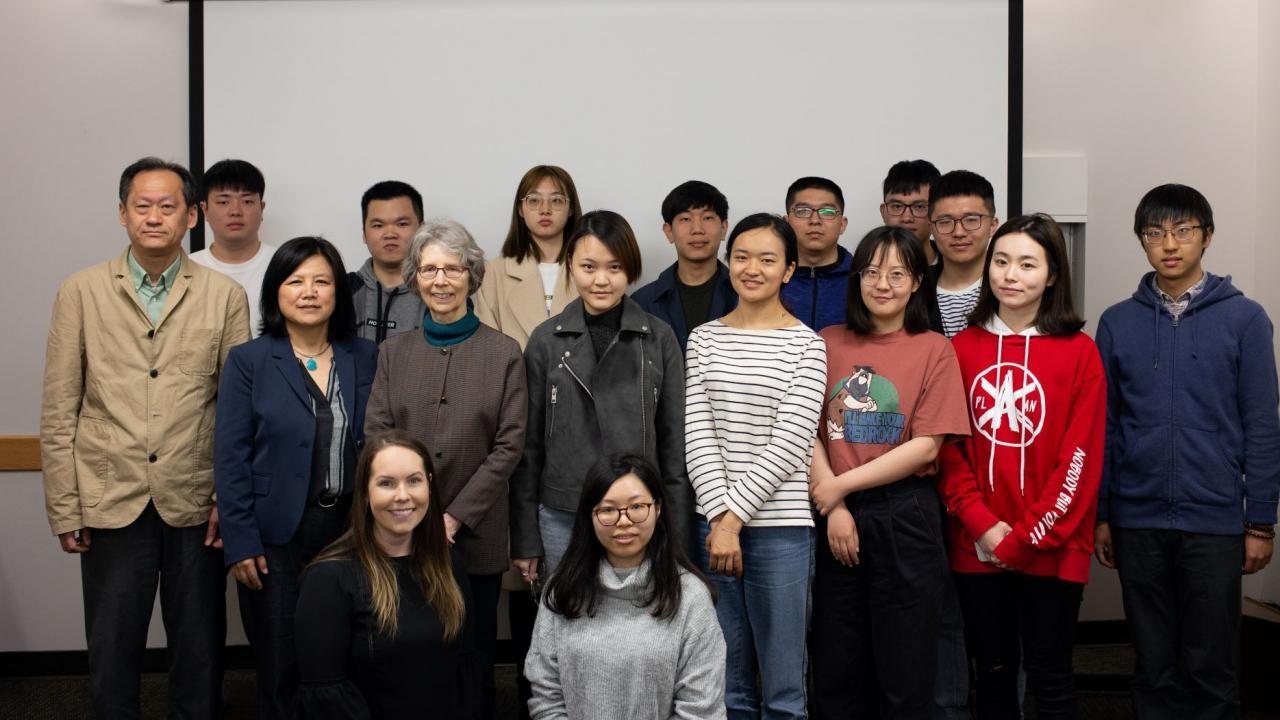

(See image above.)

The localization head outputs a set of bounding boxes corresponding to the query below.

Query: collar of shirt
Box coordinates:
[1152,271,1207,308]
[126,249,182,294]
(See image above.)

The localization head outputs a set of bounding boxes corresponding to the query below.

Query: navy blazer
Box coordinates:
[215,334,379,565]
[631,261,737,352]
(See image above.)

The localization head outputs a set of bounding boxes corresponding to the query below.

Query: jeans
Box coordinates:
[537,504,576,582]
[954,572,1084,720]
[1112,527,1242,720]
[80,501,225,719]
[810,476,949,720]
[696,520,813,720]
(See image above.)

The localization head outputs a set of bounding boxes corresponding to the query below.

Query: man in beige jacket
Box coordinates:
[41,157,251,718]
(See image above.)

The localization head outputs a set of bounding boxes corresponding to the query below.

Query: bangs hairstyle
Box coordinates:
[361,180,424,224]
[565,210,643,283]
[309,431,466,641]
[785,176,845,211]
[260,236,356,340]
[724,213,799,268]
[883,159,940,198]
[969,213,1084,336]
[119,156,198,208]
[928,169,996,216]
[845,226,932,335]
[402,218,487,296]
[502,165,582,264]
[543,454,713,621]
[1132,183,1215,239]
[661,180,729,224]
[202,159,265,200]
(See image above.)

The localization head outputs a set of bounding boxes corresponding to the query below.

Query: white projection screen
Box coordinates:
[204,0,1010,281]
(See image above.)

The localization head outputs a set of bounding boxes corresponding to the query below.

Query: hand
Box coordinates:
[826,506,859,567]
[1244,535,1274,574]
[978,521,1013,570]
[809,469,847,517]
[231,555,269,590]
[58,529,91,554]
[443,513,461,545]
[708,512,744,577]
[204,506,223,549]
[1094,522,1115,569]
[514,557,540,584]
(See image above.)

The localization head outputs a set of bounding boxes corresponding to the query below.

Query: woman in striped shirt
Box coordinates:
[685,213,827,719]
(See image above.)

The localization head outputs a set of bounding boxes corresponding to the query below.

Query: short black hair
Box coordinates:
[969,213,1084,336]
[725,213,798,269]
[1133,183,1215,238]
[119,157,197,208]
[565,210,643,283]
[928,170,995,216]
[260,236,357,340]
[845,226,932,335]
[202,159,265,200]
[661,180,729,224]
[361,181,424,224]
[883,159,940,198]
[786,176,845,211]
[543,454,712,621]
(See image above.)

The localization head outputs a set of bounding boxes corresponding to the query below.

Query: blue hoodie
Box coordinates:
[781,245,853,332]
[1096,272,1280,533]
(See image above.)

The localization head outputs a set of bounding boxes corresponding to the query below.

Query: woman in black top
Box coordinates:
[295,430,477,719]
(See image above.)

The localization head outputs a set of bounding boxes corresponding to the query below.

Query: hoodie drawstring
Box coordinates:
[987,334,1003,492]
[1019,335,1030,496]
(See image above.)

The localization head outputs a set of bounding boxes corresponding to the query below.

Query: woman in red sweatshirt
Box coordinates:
[939,213,1106,720]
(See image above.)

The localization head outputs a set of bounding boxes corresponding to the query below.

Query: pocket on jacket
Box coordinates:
[178,329,219,375]
[252,473,271,497]
[1112,424,1168,502]
[74,416,112,507]
[1173,424,1237,506]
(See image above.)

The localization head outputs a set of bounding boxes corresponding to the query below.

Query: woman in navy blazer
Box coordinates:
[215,236,378,719]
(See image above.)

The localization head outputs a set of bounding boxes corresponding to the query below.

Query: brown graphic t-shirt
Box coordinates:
[819,327,970,476]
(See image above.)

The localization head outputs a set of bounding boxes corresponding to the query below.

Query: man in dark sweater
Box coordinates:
[880,159,945,335]
[1095,183,1279,719]
[632,180,737,351]
[781,176,851,331]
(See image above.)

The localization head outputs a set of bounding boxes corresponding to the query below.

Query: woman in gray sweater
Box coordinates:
[526,454,726,720]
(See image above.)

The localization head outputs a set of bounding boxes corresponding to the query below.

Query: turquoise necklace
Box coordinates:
[292,342,331,372]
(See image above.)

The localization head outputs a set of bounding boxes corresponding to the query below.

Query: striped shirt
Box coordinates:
[685,321,827,527]
[937,279,982,338]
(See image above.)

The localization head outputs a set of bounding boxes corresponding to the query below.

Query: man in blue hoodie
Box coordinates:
[781,176,851,331]
[1095,183,1279,719]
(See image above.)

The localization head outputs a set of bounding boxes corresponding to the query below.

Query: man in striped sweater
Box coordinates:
[928,170,1000,338]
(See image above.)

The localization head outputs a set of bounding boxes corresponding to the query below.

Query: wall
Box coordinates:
[1024,0,1278,619]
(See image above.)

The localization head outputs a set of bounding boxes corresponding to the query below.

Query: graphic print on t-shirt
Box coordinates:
[825,365,906,444]
[969,361,1045,447]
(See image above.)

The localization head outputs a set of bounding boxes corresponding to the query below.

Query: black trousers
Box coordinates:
[80,501,226,719]
[238,499,349,719]
[811,476,949,720]
[1112,527,1242,720]
[467,573,503,720]
[955,571,1083,720]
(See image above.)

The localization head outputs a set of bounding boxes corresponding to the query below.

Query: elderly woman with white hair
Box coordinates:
[364,218,527,718]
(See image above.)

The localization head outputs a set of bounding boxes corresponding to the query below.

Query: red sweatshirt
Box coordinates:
[938,317,1106,583]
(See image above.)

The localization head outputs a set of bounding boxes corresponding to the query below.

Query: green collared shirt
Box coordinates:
[126,250,182,325]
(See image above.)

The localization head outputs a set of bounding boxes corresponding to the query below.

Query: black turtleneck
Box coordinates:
[584,302,624,359]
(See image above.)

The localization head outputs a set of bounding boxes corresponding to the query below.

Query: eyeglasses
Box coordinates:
[883,201,929,218]
[1140,225,1203,246]
[932,214,991,234]
[594,501,655,526]
[416,264,468,279]
[790,205,842,221]
[860,268,913,288]
[522,194,570,211]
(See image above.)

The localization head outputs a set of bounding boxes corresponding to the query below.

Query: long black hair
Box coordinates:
[543,454,712,621]
[844,226,932,335]
[259,236,356,339]
[968,213,1084,335]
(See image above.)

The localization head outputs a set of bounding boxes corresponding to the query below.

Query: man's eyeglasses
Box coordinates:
[523,194,570,211]
[932,214,991,234]
[594,502,656,526]
[416,265,468,279]
[1140,225,1203,246]
[790,206,842,221]
[860,268,913,288]
[883,201,929,218]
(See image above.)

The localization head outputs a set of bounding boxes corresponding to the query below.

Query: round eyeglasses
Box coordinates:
[594,502,655,526]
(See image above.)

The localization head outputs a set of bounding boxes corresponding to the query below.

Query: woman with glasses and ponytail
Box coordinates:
[525,454,725,720]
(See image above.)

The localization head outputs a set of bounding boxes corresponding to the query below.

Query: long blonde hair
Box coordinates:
[310,431,465,640]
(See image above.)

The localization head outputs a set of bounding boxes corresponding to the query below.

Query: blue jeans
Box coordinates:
[537,504,576,582]
[697,520,814,720]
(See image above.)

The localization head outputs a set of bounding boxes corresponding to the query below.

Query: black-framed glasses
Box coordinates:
[883,201,929,218]
[860,268,913,288]
[416,264,468,279]
[932,214,991,234]
[594,501,656,526]
[522,194,570,211]
[790,205,842,221]
[1140,225,1202,246]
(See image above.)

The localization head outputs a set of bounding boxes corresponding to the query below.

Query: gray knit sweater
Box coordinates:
[525,560,727,720]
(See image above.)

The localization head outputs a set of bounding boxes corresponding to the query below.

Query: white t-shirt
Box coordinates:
[538,262,560,315]
[190,243,276,337]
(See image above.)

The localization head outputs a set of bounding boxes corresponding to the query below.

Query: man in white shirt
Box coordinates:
[190,159,275,336]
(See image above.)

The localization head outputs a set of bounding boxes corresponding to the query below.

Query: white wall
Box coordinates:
[1024,0,1279,620]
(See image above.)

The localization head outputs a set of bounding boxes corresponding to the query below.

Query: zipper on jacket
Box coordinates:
[549,385,558,438]
[1167,321,1178,515]
[639,337,647,451]
[563,359,592,398]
